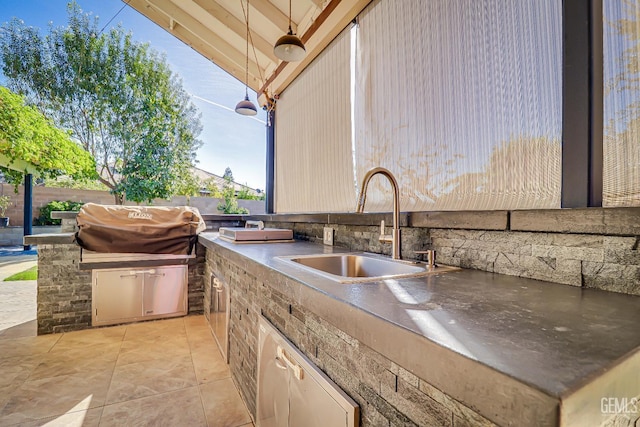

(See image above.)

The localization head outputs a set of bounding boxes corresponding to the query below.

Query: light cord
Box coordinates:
[245,0,250,97]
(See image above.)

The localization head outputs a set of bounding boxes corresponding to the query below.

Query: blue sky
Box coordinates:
[0,0,267,190]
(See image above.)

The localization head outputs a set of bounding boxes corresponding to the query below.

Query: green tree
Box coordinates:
[237,185,265,201]
[203,178,224,198]
[217,175,248,214]
[0,2,202,203]
[222,167,234,182]
[0,86,96,182]
[43,176,109,191]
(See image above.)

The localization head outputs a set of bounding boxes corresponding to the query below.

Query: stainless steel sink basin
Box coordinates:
[277,253,458,283]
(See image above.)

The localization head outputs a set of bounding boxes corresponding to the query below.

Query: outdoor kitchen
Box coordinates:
[24,202,640,427]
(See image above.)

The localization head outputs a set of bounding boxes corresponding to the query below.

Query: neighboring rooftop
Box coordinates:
[193,167,262,197]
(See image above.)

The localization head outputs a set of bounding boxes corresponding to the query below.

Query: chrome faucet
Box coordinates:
[356,167,401,260]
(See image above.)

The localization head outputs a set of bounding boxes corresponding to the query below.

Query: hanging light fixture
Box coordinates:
[273,0,306,62]
[236,0,257,116]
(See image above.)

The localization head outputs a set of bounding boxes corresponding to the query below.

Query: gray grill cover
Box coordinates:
[75,203,206,255]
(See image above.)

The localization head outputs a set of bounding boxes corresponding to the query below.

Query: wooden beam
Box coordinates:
[305,0,325,9]
[145,0,265,80]
[127,0,258,90]
[192,0,279,63]
[251,0,296,33]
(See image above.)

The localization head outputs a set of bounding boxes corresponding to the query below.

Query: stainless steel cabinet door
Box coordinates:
[211,274,229,362]
[143,266,187,316]
[93,270,143,324]
[257,321,290,427]
[257,316,359,427]
[289,354,350,427]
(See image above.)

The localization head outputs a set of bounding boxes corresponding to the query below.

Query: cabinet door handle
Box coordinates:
[277,346,304,380]
[119,273,139,279]
[147,273,166,278]
[274,356,288,371]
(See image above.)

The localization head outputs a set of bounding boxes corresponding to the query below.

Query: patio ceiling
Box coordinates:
[125,0,371,106]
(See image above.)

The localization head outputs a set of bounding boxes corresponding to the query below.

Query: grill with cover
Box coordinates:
[74,203,206,255]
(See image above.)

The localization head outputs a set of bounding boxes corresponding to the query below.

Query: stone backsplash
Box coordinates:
[257,208,640,296]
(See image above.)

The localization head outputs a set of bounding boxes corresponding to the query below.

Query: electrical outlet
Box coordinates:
[323,227,334,245]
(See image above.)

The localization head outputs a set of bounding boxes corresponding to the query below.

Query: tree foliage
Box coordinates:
[203,178,224,198]
[237,186,265,201]
[0,2,203,203]
[0,86,96,182]
[35,200,84,226]
[222,167,233,182]
[217,175,249,214]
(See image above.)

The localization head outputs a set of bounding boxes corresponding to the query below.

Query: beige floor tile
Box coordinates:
[0,354,43,389]
[17,407,103,427]
[0,369,112,425]
[123,320,188,344]
[200,378,252,427]
[187,325,214,338]
[117,336,191,366]
[100,386,207,427]
[50,325,126,351]
[0,334,60,360]
[184,314,209,329]
[106,353,197,404]
[0,355,43,411]
[29,342,120,381]
[0,312,255,427]
[188,329,220,354]
[192,347,231,384]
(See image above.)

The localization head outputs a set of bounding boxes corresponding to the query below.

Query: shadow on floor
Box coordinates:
[0,319,37,339]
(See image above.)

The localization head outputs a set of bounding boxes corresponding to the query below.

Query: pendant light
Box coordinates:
[235,0,257,116]
[273,0,306,62]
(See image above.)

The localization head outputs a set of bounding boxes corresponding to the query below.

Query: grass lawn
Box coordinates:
[3,266,38,281]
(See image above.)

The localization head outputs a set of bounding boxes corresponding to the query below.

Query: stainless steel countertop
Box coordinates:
[199,233,640,426]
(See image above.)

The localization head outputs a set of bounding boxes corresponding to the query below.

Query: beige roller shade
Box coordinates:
[354,0,562,212]
[603,1,640,207]
[275,28,355,213]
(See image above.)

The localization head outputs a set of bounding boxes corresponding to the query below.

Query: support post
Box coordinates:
[265,109,275,214]
[23,173,33,251]
[562,0,603,207]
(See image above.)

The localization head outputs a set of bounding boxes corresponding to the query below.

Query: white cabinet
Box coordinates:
[92,265,187,326]
[256,316,359,427]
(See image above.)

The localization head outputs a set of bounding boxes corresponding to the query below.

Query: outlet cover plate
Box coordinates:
[323,227,334,245]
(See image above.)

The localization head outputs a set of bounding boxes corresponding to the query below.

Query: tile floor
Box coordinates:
[0,315,254,427]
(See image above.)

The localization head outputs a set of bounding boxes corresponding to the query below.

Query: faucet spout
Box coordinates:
[356,167,401,259]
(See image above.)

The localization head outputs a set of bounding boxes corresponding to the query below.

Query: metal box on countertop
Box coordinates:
[218,227,293,242]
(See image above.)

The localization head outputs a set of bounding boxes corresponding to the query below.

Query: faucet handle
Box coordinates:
[379,220,392,243]
[415,250,436,267]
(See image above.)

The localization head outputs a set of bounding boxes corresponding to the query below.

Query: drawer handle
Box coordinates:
[119,273,138,279]
[147,273,166,278]
[277,346,303,380]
